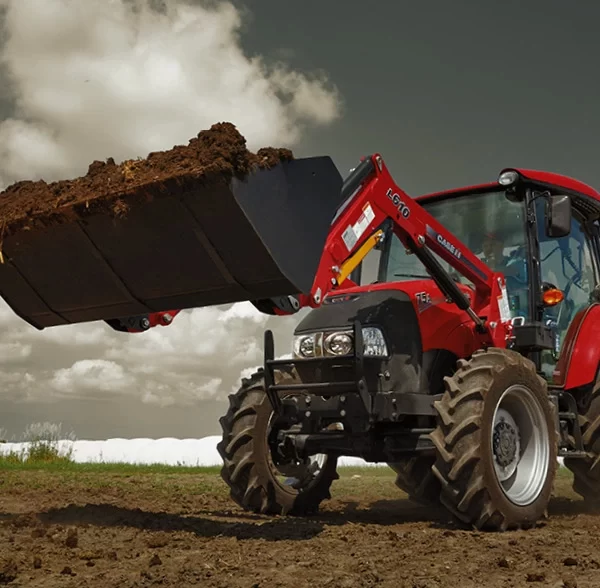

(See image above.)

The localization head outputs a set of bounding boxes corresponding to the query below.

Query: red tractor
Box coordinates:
[213,156,600,531]
[1,150,598,532]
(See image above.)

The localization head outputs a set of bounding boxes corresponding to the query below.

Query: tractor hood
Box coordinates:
[292,287,425,395]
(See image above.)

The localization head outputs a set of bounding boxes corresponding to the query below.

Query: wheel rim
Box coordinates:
[266,401,329,492]
[491,384,550,506]
[277,452,328,490]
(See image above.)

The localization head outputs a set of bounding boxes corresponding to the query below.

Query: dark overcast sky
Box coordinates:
[232,0,600,195]
[1,0,600,440]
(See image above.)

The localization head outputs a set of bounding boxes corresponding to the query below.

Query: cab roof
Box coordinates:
[415,168,600,203]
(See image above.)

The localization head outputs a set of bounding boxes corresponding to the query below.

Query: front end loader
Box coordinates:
[1,126,599,532]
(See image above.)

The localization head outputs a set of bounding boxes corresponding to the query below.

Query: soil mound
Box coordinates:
[0,122,293,235]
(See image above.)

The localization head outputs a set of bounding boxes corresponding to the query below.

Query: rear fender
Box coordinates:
[553,303,600,389]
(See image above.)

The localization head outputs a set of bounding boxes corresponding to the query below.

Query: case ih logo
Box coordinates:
[436,234,462,260]
[386,188,410,218]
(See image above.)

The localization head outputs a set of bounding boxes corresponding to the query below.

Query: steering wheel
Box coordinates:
[502,251,529,310]
[503,248,529,287]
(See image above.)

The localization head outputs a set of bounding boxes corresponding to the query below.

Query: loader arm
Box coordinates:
[108,153,508,343]
[310,155,495,306]
[261,153,510,345]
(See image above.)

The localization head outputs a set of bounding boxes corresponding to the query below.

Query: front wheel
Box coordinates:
[217,367,339,516]
[430,347,558,531]
[387,456,441,505]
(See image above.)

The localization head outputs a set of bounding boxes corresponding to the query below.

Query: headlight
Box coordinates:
[292,327,388,358]
[293,334,316,358]
[362,327,388,357]
[498,170,519,186]
[324,332,353,356]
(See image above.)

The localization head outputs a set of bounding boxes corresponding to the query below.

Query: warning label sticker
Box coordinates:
[342,225,357,251]
[342,203,376,252]
[497,282,512,323]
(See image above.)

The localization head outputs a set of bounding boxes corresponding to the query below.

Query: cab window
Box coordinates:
[379,189,530,317]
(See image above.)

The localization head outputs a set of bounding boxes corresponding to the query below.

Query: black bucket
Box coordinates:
[0,156,344,329]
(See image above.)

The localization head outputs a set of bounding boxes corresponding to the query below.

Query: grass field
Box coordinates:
[0,457,575,494]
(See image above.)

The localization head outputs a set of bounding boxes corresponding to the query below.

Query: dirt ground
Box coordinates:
[0,466,597,588]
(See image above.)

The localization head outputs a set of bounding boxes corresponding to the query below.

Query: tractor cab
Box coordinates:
[367,169,600,382]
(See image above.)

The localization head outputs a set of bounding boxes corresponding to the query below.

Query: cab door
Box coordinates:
[535,197,599,381]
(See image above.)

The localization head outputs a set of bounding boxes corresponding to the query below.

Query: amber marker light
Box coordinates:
[542,288,564,307]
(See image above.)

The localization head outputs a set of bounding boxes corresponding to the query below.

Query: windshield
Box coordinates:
[381,189,530,317]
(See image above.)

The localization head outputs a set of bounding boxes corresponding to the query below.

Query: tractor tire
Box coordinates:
[217,367,339,516]
[563,377,600,508]
[430,347,558,531]
[388,457,441,505]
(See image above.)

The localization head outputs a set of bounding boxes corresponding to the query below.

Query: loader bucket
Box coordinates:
[0,156,344,330]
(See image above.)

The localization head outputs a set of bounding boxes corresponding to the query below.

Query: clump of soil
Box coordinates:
[0,122,293,236]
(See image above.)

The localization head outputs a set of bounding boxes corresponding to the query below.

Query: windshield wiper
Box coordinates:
[393,273,431,278]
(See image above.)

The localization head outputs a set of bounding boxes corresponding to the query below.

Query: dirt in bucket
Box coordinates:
[0,122,293,236]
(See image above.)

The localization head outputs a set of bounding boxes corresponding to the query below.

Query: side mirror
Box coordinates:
[546,194,571,238]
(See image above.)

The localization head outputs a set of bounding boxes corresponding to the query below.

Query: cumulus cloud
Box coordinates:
[5,299,300,407]
[51,359,137,396]
[0,0,341,431]
[0,0,342,188]
[0,341,31,362]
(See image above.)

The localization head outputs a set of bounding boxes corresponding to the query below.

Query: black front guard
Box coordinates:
[262,320,437,462]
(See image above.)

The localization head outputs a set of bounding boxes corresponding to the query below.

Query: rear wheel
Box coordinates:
[563,378,600,508]
[430,347,558,531]
[217,367,339,516]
